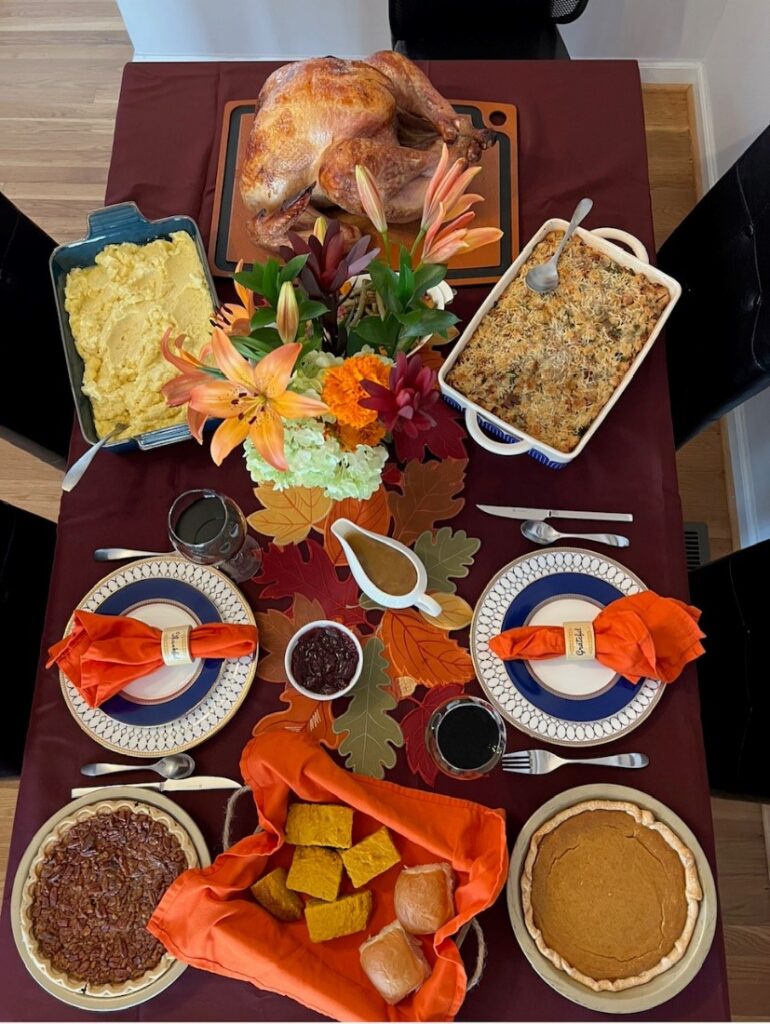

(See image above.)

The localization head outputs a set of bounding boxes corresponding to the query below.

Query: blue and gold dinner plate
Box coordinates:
[59,557,257,757]
[471,549,663,746]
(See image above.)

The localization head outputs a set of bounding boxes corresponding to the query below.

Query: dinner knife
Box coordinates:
[477,504,633,523]
[71,776,241,797]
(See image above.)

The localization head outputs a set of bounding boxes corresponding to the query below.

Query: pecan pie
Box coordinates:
[521,800,702,992]
[20,800,196,997]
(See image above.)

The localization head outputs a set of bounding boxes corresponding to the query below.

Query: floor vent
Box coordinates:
[684,522,710,571]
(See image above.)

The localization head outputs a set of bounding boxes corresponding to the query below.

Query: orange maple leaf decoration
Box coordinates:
[388,457,467,546]
[322,485,392,566]
[252,683,340,750]
[379,609,474,688]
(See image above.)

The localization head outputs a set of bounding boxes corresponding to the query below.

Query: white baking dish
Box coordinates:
[438,219,682,468]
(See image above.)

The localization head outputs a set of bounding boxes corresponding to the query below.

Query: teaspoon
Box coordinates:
[521,519,630,548]
[525,197,593,293]
[80,753,196,779]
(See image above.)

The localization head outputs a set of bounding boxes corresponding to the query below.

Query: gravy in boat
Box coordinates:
[347,532,417,597]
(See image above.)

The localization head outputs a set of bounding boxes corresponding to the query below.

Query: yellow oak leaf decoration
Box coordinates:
[419,592,474,632]
[248,484,332,545]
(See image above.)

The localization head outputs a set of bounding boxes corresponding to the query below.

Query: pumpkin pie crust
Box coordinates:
[521,800,702,992]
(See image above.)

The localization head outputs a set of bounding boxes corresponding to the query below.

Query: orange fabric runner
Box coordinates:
[148,731,508,1022]
[488,591,704,683]
[46,609,258,708]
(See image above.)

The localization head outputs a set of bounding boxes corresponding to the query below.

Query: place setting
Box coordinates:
[6,45,726,1024]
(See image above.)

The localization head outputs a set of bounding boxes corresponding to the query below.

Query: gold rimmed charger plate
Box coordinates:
[58,556,258,757]
[507,783,718,1014]
[11,787,210,1012]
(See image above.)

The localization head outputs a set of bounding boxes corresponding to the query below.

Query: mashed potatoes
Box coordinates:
[64,231,215,440]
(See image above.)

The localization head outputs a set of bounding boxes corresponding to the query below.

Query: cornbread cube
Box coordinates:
[286,846,343,902]
[305,890,373,943]
[250,867,303,922]
[285,802,353,849]
[341,827,401,889]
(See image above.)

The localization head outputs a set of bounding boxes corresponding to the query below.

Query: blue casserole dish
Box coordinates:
[50,202,220,453]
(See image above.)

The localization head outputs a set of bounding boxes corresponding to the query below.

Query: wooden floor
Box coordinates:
[0,6,767,1017]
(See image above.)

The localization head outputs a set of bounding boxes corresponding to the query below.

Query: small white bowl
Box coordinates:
[284,620,363,702]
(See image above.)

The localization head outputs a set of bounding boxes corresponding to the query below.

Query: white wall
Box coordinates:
[561,0,726,61]
[116,0,390,60]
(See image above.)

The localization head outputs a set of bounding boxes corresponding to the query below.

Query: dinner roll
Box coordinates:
[394,862,455,934]
[359,920,430,1005]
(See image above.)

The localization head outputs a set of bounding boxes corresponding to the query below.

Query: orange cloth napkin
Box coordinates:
[47,609,258,708]
[488,590,704,683]
[148,731,509,1022]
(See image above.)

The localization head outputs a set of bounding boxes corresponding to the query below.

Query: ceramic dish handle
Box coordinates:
[590,227,649,263]
[85,202,147,239]
[465,408,531,456]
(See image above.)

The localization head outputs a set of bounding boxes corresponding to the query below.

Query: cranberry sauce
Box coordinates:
[290,626,358,695]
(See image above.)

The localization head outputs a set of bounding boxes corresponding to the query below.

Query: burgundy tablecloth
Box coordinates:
[0,60,730,1022]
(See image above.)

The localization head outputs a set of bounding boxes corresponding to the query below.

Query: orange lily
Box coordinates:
[188,328,328,470]
[276,281,299,344]
[160,329,217,442]
[422,225,503,265]
[420,143,482,232]
[212,259,257,336]
[355,165,388,234]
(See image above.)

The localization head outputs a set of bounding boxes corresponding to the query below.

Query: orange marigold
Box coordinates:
[322,354,391,427]
[336,420,387,451]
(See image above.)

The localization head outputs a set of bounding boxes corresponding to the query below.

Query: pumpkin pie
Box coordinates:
[521,800,702,992]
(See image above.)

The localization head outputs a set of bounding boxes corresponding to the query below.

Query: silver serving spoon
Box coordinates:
[80,753,196,779]
[94,547,173,561]
[525,197,593,293]
[521,519,630,548]
[62,423,127,493]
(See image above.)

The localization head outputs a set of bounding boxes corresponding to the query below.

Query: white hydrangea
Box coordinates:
[243,419,388,501]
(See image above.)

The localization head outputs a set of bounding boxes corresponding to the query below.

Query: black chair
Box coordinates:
[658,125,770,448]
[0,192,73,458]
[689,539,769,800]
[0,501,57,776]
[389,0,590,61]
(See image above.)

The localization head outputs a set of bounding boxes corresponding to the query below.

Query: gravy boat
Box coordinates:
[330,518,442,618]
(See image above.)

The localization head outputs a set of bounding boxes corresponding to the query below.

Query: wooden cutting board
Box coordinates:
[209,99,518,286]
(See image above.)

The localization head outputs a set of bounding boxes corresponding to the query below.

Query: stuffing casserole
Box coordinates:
[445,231,671,453]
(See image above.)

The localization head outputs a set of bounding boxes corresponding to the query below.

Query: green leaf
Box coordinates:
[395,307,458,341]
[350,314,401,354]
[250,307,277,329]
[249,326,283,347]
[278,253,309,284]
[261,258,281,306]
[298,299,329,321]
[411,263,446,301]
[413,527,481,593]
[234,265,264,294]
[367,260,400,313]
[360,593,385,612]
[397,246,415,304]
[230,335,275,361]
[332,637,403,779]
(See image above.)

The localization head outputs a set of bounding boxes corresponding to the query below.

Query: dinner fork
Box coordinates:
[502,750,648,774]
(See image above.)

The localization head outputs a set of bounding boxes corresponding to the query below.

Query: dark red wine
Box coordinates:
[173,496,226,545]
[436,704,502,770]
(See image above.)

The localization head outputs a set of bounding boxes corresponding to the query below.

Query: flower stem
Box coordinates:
[380,230,390,268]
[410,228,426,260]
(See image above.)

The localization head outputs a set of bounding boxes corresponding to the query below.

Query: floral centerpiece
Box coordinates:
[162,146,501,500]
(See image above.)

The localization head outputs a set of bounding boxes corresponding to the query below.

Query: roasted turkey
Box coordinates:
[240,51,496,251]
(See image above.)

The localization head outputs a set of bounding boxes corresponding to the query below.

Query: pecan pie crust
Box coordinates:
[20,800,196,998]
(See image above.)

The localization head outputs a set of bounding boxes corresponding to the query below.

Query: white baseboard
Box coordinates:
[724,408,760,548]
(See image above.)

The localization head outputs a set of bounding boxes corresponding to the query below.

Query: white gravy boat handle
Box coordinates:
[414,593,443,618]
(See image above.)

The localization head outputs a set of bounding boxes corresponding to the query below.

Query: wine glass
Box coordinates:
[168,489,261,583]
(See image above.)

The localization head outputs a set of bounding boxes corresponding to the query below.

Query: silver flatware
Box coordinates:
[71,775,241,797]
[80,753,195,780]
[94,547,172,561]
[502,750,648,774]
[526,197,593,293]
[477,504,633,523]
[521,519,629,548]
[62,423,127,493]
